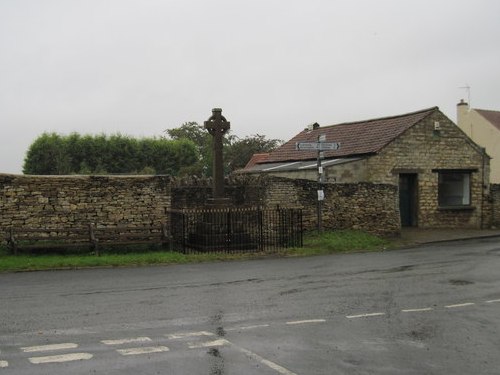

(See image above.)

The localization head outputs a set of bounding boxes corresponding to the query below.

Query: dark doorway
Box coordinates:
[399,174,418,227]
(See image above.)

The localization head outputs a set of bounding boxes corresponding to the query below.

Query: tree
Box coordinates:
[164,122,210,151]
[225,134,282,172]
[164,122,215,177]
[164,122,281,176]
[22,133,198,176]
[23,133,72,175]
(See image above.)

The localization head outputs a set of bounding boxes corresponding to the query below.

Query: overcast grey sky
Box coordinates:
[1,0,499,174]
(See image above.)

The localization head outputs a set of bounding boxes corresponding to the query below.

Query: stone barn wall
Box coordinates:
[366,110,490,229]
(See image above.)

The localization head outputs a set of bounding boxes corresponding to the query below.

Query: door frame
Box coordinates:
[399,173,418,227]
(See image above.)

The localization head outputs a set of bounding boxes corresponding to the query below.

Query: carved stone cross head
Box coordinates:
[204,108,230,136]
[204,108,231,201]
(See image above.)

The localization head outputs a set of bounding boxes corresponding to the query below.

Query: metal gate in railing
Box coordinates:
[168,207,303,253]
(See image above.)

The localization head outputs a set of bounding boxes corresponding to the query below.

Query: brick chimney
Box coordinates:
[305,122,320,131]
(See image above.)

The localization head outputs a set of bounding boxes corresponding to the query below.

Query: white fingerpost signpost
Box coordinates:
[296,135,340,232]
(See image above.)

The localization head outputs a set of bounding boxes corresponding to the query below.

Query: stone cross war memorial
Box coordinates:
[204,108,231,206]
[167,108,303,253]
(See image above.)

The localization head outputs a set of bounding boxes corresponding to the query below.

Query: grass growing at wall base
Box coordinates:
[0,230,391,272]
[291,230,391,256]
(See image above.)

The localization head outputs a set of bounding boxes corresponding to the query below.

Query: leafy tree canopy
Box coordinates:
[24,123,282,177]
[23,132,198,176]
[164,122,282,176]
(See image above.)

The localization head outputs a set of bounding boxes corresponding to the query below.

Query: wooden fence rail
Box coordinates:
[6,223,170,256]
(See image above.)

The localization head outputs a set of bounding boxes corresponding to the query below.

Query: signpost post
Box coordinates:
[296,136,340,232]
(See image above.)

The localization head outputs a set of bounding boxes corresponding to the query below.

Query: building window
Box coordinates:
[438,172,471,207]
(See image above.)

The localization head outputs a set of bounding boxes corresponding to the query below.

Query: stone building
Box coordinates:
[457,100,500,183]
[243,107,491,229]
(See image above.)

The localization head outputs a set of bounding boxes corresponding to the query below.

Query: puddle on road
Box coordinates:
[209,348,225,375]
[382,265,416,273]
[206,311,226,374]
[487,248,500,256]
[449,279,474,286]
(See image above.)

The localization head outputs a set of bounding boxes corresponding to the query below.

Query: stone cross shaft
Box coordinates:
[204,108,230,199]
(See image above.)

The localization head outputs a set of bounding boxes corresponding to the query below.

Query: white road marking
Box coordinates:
[166,331,214,339]
[486,299,500,303]
[286,319,326,325]
[401,308,433,313]
[397,340,427,349]
[445,302,475,309]
[101,337,152,346]
[346,312,386,319]
[0,360,8,368]
[188,339,230,349]
[21,343,78,353]
[28,353,93,364]
[116,346,170,356]
[226,324,270,331]
[235,345,298,375]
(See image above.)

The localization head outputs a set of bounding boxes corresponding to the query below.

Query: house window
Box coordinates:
[437,172,471,207]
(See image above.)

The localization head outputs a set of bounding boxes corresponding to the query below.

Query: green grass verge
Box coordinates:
[0,230,392,272]
[293,229,391,256]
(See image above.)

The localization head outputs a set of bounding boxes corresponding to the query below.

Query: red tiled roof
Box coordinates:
[262,107,438,164]
[476,109,500,131]
[243,153,270,169]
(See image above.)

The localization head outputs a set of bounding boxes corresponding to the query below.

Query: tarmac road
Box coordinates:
[1,237,500,374]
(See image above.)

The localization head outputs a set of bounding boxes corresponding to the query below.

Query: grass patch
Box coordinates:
[0,251,254,273]
[0,230,391,272]
[287,229,391,256]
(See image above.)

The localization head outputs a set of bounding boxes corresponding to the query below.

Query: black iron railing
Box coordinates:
[168,207,303,253]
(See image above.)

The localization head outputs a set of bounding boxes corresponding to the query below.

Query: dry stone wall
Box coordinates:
[0,174,172,242]
[261,177,400,237]
[0,173,401,245]
[170,175,264,209]
[492,184,500,227]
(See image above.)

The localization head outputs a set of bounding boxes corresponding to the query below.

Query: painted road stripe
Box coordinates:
[402,308,433,313]
[445,302,475,309]
[166,331,214,339]
[226,324,270,331]
[28,353,93,364]
[117,346,169,356]
[188,339,230,349]
[346,312,385,319]
[286,319,326,325]
[21,343,78,353]
[101,337,152,346]
[486,299,500,303]
[235,345,298,375]
[0,360,8,368]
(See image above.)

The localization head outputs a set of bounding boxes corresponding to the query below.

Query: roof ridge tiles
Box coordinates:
[259,106,440,165]
[321,106,438,129]
[474,108,500,114]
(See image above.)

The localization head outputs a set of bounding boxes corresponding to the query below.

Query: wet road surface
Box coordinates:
[1,237,500,374]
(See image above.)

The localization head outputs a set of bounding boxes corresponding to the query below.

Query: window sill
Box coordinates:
[437,206,475,211]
